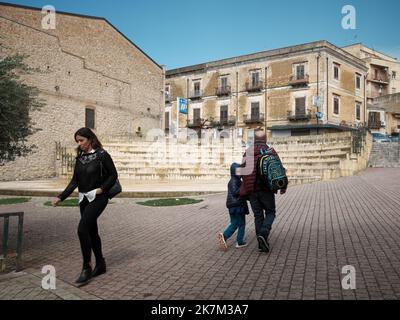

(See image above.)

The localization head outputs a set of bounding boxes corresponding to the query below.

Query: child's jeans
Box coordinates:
[223,207,246,245]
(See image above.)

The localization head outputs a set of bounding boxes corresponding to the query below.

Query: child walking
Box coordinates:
[218,163,249,250]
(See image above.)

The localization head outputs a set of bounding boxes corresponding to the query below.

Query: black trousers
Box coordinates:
[78,193,108,268]
[248,190,276,238]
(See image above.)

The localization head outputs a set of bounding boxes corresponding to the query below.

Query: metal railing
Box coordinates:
[367,74,389,83]
[215,86,231,96]
[0,212,24,272]
[243,113,265,123]
[289,74,309,85]
[368,121,385,129]
[351,127,368,154]
[287,110,312,121]
[212,116,236,126]
[56,142,75,176]
[246,81,264,92]
[189,90,203,100]
[187,118,204,127]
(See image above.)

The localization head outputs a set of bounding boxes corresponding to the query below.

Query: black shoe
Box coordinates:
[75,267,92,286]
[92,259,106,277]
[257,235,270,253]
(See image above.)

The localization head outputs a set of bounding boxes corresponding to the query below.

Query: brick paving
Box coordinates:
[0,168,399,300]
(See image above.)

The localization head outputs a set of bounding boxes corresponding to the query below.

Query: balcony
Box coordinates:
[287,110,311,121]
[243,113,265,124]
[187,118,204,128]
[368,121,385,130]
[246,81,264,92]
[212,116,236,127]
[289,74,309,86]
[367,74,389,85]
[165,93,173,103]
[215,86,231,97]
[189,90,203,100]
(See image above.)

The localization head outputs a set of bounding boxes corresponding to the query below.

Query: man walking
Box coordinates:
[240,130,286,252]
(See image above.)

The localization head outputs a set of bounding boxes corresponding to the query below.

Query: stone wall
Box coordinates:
[0,3,163,181]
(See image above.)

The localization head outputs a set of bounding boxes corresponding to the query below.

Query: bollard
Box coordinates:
[0,212,24,272]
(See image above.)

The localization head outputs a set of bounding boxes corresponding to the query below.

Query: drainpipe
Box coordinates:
[316,54,320,134]
[326,57,329,123]
[236,71,239,137]
[364,73,368,126]
[162,65,166,134]
[264,66,268,134]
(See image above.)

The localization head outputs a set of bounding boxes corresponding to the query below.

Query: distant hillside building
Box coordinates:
[0,2,164,181]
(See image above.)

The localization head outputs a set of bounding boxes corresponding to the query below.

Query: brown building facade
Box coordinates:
[165,40,368,143]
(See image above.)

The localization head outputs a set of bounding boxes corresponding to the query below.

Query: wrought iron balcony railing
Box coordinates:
[211,116,236,127]
[287,110,312,121]
[289,74,309,86]
[243,113,265,124]
[246,81,264,92]
[215,86,231,97]
[189,90,203,100]
[187,118,204,128]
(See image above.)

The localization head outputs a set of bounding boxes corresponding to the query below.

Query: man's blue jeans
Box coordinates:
[249,190,276,238]
[223,210,246,245]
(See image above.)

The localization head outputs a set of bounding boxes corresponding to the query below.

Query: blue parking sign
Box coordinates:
[178,98,188,114]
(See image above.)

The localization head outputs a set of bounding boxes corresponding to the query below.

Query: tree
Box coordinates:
[0,53,45,165]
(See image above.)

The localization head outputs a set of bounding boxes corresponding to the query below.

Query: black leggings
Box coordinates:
[78,193,108,268]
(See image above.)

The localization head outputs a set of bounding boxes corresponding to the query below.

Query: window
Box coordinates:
[393,87,396,94]
[165,111,170,130]
[165,85,171,101]
[295,64,305,80]
[333,95,340,115]
[85,108,95,129]
[194,81,201,94]
[193,108,201,121]
[333,63,340,80]
[251,71,260,87]
[251,102,260,119]
[295,97,306,115]
[220,105,228,122]
[356,73,361,90]
[392,71,397,79]
[220,76,228,89]
[368,112,380,126]
[355,103,361,121]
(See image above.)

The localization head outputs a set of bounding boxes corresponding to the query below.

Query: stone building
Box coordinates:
[369,93,400,136]
[0,2,164,181]
[342,43,400,135]
[165,40,369,143]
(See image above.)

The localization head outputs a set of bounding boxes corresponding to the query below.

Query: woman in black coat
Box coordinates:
[51,127,118,286]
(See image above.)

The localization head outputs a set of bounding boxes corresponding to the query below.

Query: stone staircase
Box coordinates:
[57,131,371,186]
[368,142,400,167]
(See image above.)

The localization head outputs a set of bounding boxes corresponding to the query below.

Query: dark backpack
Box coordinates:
[256,147,288,192]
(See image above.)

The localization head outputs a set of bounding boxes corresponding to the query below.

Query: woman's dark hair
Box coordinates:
[74,127,103,156]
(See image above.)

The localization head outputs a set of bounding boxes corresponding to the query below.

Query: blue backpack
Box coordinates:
[256,147,288,192]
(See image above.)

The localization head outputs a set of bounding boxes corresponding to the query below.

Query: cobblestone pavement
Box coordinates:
[0,168,399,300]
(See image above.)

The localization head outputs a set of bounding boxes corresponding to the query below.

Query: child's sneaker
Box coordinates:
[236,242,248,248]
[217,233,228,251]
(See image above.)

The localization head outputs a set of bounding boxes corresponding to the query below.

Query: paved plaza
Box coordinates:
[0,168,400,300]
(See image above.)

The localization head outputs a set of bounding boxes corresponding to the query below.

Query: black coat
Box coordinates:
[226,163,249,213]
